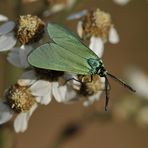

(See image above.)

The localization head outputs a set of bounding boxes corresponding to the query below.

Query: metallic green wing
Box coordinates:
[28,43,92,75]
[47,23,99,60]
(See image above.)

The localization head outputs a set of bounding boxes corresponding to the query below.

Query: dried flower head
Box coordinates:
[5,84,36,113]
[81,8,112,41]
[15,14,45,44]
[79,75,104,96]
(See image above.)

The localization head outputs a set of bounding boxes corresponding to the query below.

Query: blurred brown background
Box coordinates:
[0,0,148,148]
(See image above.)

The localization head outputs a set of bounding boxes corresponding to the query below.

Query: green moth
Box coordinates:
[28,23,135,110]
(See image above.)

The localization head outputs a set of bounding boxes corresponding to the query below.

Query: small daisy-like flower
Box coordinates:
[15,14,45,45]
[78,75,105,106]
[0,83,38,133]
[112,0,131,6]
[1,14,45,68]
[126,67,148,99]
[0,14,8,22]
[0,68,73,133]
[0,19,17,52]
[18,70,77,104]
[61,74,105,106]
[77,8,119,58]
[44,0,76,16]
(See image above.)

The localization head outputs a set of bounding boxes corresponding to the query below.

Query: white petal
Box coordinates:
[83,92,102,106]
[38,90,52,105]
[0,33,16,51]
[14,103,37,133]
[30,80,51,96]
[113,0,130,6]
[52,82,77,103]
[77,21,83,38]
[7,48,22,67]
[64,85,77,102]
[52,82,66,102]
[89,36,104,58]
[0,14,8,22]
[30,80,52,104]
[17,70,37,86]
[7,45,32,68]
[14,112,28,133]
[67,10,87,20]
[0,21,15,35]
[63,73,81,90]
[0,101,13,124]
[109,26,119,44]
[19,45,33,68]
[27,103,38,117]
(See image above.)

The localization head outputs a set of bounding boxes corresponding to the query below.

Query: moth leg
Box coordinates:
[104,76,110,111]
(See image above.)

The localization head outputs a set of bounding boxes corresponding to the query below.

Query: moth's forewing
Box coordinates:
[28,43,92,74]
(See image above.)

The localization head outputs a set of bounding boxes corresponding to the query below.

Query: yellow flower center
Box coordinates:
[5,84,35,113]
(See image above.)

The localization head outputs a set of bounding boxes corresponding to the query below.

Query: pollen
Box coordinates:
[5,84,36,113]
[79,75,104,95]
[82,8,112,41]
[15,14,45,44]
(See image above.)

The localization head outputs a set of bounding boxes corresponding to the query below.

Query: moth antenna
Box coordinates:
[107,72,136,92]
[104,76,109,111]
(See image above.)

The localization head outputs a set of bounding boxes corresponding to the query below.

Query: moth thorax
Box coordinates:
[5,84,35,113]
[98,66,107,77]
[15,14,45,44]
[82,8,112,41]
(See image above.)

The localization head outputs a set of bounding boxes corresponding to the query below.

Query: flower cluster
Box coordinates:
[0,9,119,133]
[77,8,119,57]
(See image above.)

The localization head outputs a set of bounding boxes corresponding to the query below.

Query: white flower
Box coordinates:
[43,0,76,16]
[88,26,119,58]
[83,77,105,106]
[77,20,105,58]
[18,70,77,104]
[18,70,52,105]
[0,99,38,133]
[113,0,131,6]
[0,20,16,52]
[76,10,119,58]
[7,45,33,68]
[0,14,8,22]
[126,67,148,99]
